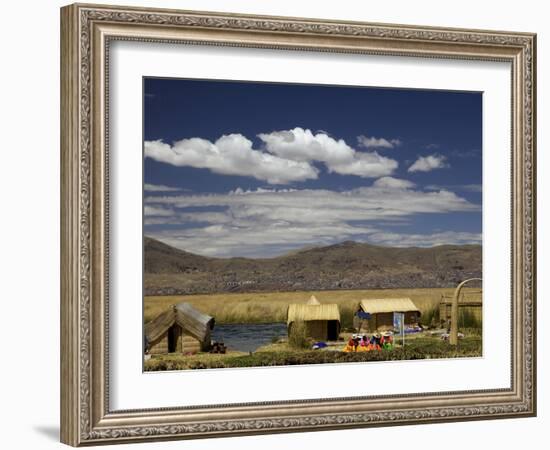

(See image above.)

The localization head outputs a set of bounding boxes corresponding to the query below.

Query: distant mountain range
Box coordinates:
[144,236,482,295]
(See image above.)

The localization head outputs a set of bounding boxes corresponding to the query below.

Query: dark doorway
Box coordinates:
[327,321,340,340]
[167,326,178,353]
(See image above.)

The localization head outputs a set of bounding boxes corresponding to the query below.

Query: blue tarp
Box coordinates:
[312,342,328,350]
[356,311,372,320]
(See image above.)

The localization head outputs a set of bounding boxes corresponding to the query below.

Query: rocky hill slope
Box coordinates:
[144,237,482,295]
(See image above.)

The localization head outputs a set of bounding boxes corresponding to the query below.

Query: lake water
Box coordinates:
[212,322,287,353]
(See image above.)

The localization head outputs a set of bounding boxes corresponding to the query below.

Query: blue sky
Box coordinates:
[144,77,482,258]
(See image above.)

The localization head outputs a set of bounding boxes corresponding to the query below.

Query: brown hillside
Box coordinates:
[144,237,482,295]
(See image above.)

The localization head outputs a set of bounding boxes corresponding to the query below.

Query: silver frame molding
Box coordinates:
[60,3,536,446]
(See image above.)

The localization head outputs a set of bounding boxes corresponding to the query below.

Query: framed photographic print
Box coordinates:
[60,3,537,446]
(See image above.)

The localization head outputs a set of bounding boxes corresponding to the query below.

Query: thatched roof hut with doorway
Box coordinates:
[144,303,215,355]
[287,295,341,341]
[355,298,421,332]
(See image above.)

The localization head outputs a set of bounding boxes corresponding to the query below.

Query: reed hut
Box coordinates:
[356,298,421,331]
[287,296,341,341]
[145,303,215,355]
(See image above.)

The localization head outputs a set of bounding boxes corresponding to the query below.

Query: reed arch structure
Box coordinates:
[450,278,482,345]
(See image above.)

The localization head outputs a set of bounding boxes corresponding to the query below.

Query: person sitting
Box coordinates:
[370,333,381,351]
[343,335,356,352]
[356,334,370,352]
[382,333,393,349]
[353,334,360,351]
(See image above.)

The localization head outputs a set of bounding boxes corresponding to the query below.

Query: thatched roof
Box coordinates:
[359,298,420,315]
[144,308,177,343]
[307,295,320,305]
[175,303,215,342]
[287,302,340,325]
[145,303,215,344]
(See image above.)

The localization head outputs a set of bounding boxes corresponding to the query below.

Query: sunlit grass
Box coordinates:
[144,335,482,371]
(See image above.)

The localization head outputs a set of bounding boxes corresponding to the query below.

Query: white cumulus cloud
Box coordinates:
[408,154,450,173]
[145,134,318,185]
[145,128,399,183]
[258,127,398,178]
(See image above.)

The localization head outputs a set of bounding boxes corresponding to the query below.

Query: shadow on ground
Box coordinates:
[33,425,59,442]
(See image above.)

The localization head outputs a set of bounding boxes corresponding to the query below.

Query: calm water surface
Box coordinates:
[212,322,287,353]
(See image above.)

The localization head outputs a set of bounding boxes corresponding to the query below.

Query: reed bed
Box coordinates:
[144,287,481,325]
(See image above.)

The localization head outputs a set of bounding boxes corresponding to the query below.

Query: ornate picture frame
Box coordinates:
[60,3,536,446]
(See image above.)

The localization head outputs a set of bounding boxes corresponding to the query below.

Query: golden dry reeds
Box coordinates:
[144,287,481,325]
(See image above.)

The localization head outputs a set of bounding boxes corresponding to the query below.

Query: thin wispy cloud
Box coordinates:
[366,230,481,248]
[145,182,479,257]
[357,134,402,149]
[144,205,174,217]
[373,176,415,190]
[425,184,482,193]
[450,148,481,158]
[144,183,184,192]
